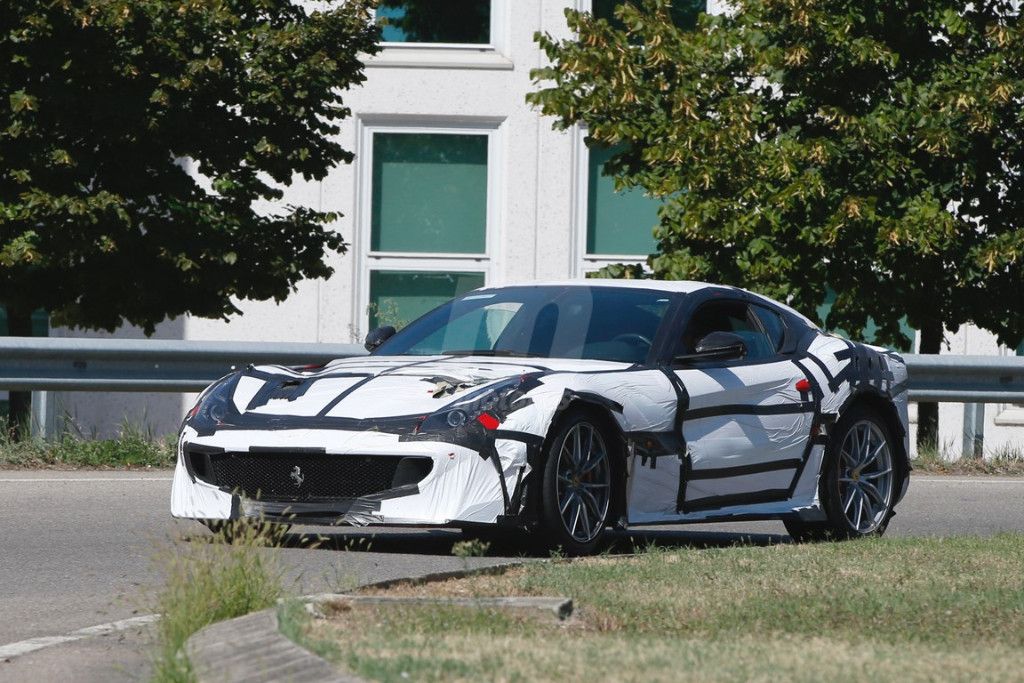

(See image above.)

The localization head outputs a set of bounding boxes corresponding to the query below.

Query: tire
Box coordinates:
[537,408,616,556]
[791,404,899,542]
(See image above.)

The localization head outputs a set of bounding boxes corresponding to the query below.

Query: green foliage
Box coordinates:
[151,519,284,683]
[1,0,380,333]
[586,262,648,280]
[530,0,1024,350]
[451,538,491,558]
[0,418,176,468]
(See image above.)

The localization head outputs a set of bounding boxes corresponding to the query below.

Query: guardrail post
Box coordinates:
[30,390,58,440]
[961,402,985,460]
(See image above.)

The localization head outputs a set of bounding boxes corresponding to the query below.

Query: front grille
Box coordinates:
[187,449,432,501]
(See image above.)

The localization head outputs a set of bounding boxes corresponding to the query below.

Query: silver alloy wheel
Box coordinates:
[838,420,894,533]
[555,422,611,543]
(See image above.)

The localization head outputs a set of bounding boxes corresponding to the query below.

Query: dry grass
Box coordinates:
[912,443,1024,476]
[291,535,1024,683]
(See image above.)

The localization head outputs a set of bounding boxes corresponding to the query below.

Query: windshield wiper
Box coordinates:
[441,349,533,358]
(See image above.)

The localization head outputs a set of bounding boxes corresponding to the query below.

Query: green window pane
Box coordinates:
[593,0,705,31]
[816,288,915,352]
[372,133,488,254]
[0,306,49,336]
[586,144,660,256]
[369,270,485,330]
[377,0,490,44]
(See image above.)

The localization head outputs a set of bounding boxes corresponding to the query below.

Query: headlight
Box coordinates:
[417,376,530,434]
[184,375,237,432]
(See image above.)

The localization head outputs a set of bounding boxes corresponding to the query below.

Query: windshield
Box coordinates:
[374,285,675,363]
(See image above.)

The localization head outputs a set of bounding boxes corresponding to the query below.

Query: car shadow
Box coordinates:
[268,525,792,558]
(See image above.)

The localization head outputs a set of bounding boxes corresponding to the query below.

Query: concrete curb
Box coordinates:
[185,560,528,682]
[186,608,359,683]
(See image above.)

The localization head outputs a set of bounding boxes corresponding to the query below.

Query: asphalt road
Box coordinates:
[1,471,1022,682]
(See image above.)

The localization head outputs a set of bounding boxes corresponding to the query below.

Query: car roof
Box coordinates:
[472,280,819,327]
[475,279,711,294]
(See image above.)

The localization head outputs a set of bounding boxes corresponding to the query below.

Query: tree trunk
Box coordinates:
[6,308,33,440]
[916,320,943,452]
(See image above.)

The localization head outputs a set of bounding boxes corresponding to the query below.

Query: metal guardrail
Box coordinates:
[0,337,367,393]
[903,355,1024,403]
[1,337,1022,400]
[2,337,1023,456]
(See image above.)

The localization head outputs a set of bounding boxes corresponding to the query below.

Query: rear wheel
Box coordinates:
[538,409,615,556]
[789,405,898,542]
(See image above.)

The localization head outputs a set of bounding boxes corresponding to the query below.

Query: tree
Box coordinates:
[529,0,1024,447]
[1,0,380,433]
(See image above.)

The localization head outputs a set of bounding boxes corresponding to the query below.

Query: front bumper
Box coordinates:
[170,426,529,526]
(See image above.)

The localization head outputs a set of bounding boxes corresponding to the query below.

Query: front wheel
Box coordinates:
[790,405,899,542]
[538,409,615,556]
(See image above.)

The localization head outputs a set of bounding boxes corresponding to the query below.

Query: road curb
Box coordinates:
[187,608,357,683]
[185,559,526,682]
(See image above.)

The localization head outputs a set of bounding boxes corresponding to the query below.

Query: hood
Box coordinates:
[231,355,629,420]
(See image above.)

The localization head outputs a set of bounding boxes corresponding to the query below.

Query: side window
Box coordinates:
[751,304,786,353]
[681,300,776,361]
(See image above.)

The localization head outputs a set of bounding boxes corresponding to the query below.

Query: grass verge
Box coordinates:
[151,522,284,683]
[289,535,1024,682]
[912,443,1024,475]
[0,421,175,468]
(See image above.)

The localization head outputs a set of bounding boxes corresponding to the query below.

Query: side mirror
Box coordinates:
[674,331,747,364]
[364,325,396,352]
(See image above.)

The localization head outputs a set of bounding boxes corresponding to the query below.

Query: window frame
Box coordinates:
[750,302,788,354]
[368,0,512,69]
[353,117,504,336]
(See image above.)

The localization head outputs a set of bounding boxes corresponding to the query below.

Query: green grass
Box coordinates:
[150,522,285,683]
[293,535,1024,682]
[0,421,175,469]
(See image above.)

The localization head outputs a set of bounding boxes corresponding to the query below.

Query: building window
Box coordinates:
[369,271,485,329]
[0,307,49,337]
[371,133,488,254]
[358,122,500,335]
[585,143,660,258]
[574,2,706,276]
[592,0,705,31]
[377,0,492,45]
[574,137,662,276]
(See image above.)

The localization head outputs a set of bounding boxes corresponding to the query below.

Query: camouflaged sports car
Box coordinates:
[172,281,910,554]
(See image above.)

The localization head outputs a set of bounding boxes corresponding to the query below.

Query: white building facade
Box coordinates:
[48,0,1022,456]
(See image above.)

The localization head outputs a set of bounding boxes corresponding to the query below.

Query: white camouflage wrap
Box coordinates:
[172,282,910,530]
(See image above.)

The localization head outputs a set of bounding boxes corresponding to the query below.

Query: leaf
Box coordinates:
[9,90,37,112]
